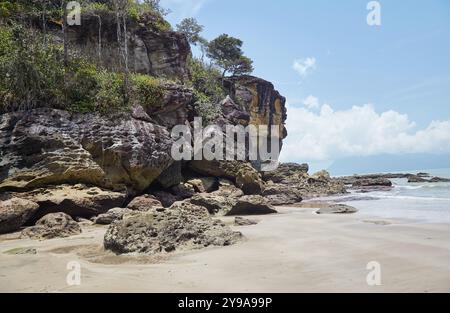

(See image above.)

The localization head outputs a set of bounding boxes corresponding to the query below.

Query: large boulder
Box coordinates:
[14,185,126,222]
[0,108,174,193]
[262,184,303,205]
[228,195,277,216]
[189,161,265,195]
[21,213,82,240]
[104,202,241,255]
[0,198,39,234]
[189,193,234,216]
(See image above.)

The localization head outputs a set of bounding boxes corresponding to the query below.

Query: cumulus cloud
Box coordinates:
[280,102,450,163]
[303,95,320,109]
[293,57,316,77]
[161,0,209,19]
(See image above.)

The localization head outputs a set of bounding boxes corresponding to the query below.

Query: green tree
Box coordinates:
[207,34,253,79]
[176,17,204,45]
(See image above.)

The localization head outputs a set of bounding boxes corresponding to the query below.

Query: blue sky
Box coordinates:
[162,0,450,171]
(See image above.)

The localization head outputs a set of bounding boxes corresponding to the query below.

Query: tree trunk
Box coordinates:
[122,14,129,104]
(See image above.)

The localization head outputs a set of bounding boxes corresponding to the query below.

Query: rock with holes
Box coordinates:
[104,201,242,255]
[0,108,174,193]
[12,185,126,222]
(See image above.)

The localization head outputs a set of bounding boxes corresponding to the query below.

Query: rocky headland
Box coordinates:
[0,3,348,257]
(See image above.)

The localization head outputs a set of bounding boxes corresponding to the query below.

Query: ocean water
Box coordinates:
[337,168,450,224]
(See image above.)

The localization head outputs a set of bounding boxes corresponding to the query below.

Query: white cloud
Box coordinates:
[303,95,320,109]
[293,57,316,77]
[161,0,209,19]
[280,102,450,163]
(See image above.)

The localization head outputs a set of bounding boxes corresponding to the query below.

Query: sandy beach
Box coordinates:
[1,206,449,293]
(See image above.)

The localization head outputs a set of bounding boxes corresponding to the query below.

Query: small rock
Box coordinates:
[187,178,218,193]
[127,195,163,211]
[94,208,134,225]
[4,247,37,255]
[316,204,358,215]
[234,217,258,226]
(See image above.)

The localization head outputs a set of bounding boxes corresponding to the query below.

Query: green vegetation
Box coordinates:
[0,22,165,114]
[130,74,164,110]
[207,34,254,78]
[176,18,204,46]
[0,0,254,118]
[187,57,225,124]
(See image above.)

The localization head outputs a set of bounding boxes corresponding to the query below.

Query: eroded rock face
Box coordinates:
[21,213,82,240]
[223,76,288,155]
[0,198,39,234]
[228,195,277,216]
[189,161,265,195]
[12,185,126,222]
[150,84,193,129]
[66,12,190,80]
[0,108,174,193]
[104,201,241,255]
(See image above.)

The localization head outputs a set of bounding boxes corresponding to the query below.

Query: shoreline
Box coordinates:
[1,206,449,293]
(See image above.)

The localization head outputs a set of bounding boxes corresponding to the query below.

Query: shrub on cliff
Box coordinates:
[0,24,167,114]
[187,57,225,124]
[130,74,164,110]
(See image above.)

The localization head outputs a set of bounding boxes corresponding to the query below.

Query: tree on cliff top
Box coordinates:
[176,17,204,45]
[207,34,253,79]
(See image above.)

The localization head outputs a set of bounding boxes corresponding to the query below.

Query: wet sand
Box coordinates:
[1,207,449,293]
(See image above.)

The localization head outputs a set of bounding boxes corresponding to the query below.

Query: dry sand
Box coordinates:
[1,207,449,293]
